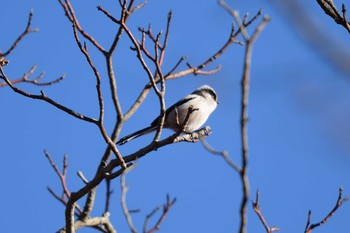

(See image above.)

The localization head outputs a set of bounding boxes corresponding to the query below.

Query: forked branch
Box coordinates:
[0,64,65,87]
[2,11,39,57]
[216,2,270,233]
[0,67,97,124]
[316,0,350,33]
[252,191,280,233]
[144,194,176,233]
[304,186,348,233]
[44,151,83,215]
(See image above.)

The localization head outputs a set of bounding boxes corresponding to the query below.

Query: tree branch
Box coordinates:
[304,186,348,233]
[237,14,269,233]
[218,2,270,233]
[144,194,176,233]
[0,64,65,87]
[200,138,241,173]
[316,0,350,33]
[120,166,138,233]
[2,10,39,57]
[44,152,82,215]
[252,191,280,233]
[57,0,106,53]
[0,67,98,124]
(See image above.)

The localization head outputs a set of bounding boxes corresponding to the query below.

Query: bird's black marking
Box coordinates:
[192,86,218,103]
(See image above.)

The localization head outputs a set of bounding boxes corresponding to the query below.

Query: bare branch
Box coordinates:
[252,191,280,233]
[159,11,172,66]
[58,0,106,53]
[304,186,348,233]
[107,1,253,124]
[316,0,350,33]
[218,2,270,233]
[0,67,97,124]
[143,206,161,233]
[77,171,89,184]
[71,23,103,121]
[57,212,116,233]
[105,127,213,177]
[44,152,83,215]
[2,10,39,57]
[200,138,241,173]
[3,2,253,233]
[97,5,120,24]
[98,2,138,121]
[120,166,138,233]
[71,20,127,169]
[47,187,82,216]
[144,194,176,233]
[130,1,147,14]
[237,14,269,233]
[0,65,65,87]
[104,180,113,213]
[44,151,71,198]
[164,56,187,77]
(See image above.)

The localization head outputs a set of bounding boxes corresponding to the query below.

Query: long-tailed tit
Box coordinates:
[117,85,218,145]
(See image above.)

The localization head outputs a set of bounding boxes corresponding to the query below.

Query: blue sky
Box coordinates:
[1,1,350,232]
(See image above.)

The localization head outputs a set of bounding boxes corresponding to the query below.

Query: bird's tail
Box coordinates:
[116,125,156,145]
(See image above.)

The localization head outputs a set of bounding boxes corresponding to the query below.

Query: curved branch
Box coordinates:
[3,11,39,57]
[0,64,65,87]
[252,191,280,232]
[0,67,98,124]
[304,186,348,233]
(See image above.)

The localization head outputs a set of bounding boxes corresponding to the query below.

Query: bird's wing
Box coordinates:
[150,96,195,126]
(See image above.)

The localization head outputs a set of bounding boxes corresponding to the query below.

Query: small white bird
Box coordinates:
[117,85,218,145]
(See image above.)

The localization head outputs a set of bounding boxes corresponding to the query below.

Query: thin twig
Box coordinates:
[145,194,176,233]
[100,1,136,121]
[316,0,350,33]
[164,56,187,77]
[143,206,161,233]
[3,11,39,57]
[107,1,248,123]
[44,151,70,198]
[58,0,106,52]
[56,123,209,233]
[0,64,65,87]
[47,187,82,216]
[252,191,280,233]
[104,180,112,213]
[43,2,246,232]
[58,90,204,233]
[44,152,83,214]
[159,11,172,66]
[63,164,127,233]
[0,67,97,124]
[71,21,127,169]
[200,138,241,173]
[69,1,139,224]
[120,165,138,233]
[304,186,348,233]
[77,171,89,184]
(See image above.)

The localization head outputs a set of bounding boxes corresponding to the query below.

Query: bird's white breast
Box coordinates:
[164,94,217,132]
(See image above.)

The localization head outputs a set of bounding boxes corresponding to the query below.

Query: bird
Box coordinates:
[116,85,218,145]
